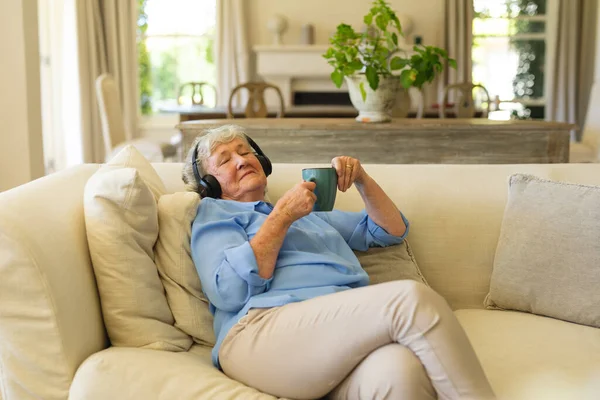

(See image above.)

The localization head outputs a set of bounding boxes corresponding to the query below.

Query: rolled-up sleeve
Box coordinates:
[315,209,410,251]
[191,201,272,313]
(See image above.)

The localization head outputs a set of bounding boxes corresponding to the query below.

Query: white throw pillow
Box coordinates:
[155,192,216,346]
[485,174,600,328]
[84,145,192,350]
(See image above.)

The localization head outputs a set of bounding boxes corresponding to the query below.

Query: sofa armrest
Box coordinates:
[0,165,107,400]
[70,345,279,400]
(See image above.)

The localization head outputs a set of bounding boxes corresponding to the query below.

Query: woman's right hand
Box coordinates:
[274,181,317,224]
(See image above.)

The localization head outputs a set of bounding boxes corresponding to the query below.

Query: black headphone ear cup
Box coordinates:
[199,174,222,199]
[257,155,272,177]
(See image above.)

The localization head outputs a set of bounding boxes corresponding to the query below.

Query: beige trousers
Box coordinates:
[219,281,496,400]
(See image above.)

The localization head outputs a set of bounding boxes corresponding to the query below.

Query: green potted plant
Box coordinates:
[323,0,456,122]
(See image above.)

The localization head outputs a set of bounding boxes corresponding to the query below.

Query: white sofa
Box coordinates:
[0,162,599,400]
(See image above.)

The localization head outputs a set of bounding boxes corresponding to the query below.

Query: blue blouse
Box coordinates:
[190,198,409,368]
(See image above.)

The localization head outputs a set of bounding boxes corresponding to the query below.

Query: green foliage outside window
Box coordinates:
[509,0,546,100]
[153,51,180,101]
[137,0,152,115]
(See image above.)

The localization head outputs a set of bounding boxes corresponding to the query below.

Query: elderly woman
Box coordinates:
[182,125,495,400]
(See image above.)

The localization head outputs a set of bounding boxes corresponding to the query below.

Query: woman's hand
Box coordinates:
[331,156,366,192]
[274,181,317,224]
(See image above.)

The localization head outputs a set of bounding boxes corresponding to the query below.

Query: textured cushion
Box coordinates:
[485,174,600,328]
[84,145,192,350]
[69,345,278,400]
[456,309,600,400]
[155,192,216,346]
[354,240,429,286]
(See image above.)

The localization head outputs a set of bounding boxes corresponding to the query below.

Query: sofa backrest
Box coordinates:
[155,162,600,310]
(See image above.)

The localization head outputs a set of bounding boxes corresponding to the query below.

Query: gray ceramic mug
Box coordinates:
[302,167,338,212]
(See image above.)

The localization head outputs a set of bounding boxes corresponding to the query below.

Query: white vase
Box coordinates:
[345,75,400,123]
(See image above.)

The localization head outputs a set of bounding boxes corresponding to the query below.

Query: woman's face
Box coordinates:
[204,138,267,202]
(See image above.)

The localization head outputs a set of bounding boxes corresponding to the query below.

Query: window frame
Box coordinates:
[471,0,556,110]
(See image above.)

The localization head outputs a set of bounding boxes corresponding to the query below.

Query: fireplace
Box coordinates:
[253,44,419,111]
[254,45,348,108]
[293,91,352,106]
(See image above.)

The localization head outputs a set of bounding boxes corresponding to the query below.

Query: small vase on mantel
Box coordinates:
[345,75,400,123]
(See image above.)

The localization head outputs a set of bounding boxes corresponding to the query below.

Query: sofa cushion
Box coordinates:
[485,174,600,328]
[353,240,429,286]
[83,145,192,350]
[455,309,600,400]
[69,345,279,400]
[155,192,216,346]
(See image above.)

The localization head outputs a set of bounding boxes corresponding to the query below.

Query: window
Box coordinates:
[472,0,550,119]
[137,0,216,116]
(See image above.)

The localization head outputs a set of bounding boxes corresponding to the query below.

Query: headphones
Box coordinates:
[191,134,272,199]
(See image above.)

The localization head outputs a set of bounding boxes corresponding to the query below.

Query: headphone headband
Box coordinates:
[191,144,202,186]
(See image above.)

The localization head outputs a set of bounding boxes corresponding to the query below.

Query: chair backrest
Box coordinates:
[227,82,285,118]
[440,82,491,119]
[95,74,127,155]
[177,81,218,106]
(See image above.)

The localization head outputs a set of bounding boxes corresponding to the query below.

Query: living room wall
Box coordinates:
[0,1,44,192]
[246,0,445,108]
[247,0,445,48]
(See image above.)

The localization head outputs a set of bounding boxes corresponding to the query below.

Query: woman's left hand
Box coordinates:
[331,156,366,192]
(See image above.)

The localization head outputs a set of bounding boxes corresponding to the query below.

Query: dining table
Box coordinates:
[176,118,574,165]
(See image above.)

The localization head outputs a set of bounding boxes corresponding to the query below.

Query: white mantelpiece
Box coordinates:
[253,44,421,111]
[254,45,346,107]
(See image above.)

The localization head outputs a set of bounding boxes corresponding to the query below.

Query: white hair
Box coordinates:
[182,124,251,194]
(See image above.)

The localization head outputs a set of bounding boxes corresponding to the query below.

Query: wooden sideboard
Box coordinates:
[176,118,574,164]
[161,105,481,122]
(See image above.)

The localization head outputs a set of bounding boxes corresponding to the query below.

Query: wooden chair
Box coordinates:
[439,83,491,119]
[177,82,218,106]
[228,82,285,118]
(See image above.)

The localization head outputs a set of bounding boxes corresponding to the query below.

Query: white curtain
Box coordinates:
[215,0,250,107]
[75,0,138,162]
[38,0,79,171]
[547,0,597,141]
[443,0,474,89]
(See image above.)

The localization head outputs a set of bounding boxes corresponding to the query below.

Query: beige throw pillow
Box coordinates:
[354,240,429,286]
[485,174,600,328]
[84,145,192,350]
[155,192,216,346]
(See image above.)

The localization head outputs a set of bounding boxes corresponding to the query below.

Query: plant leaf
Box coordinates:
[375,14,386,31]
[331,70,344,88]
[365,66,379,90]
[359,81,367,102]
[434,48,448,58]
[349,60,364,71]
[449,59,457,69]
[399,69,414,89]
[390,56,409,70]
[364,14,373,25]
[391,32,398,46]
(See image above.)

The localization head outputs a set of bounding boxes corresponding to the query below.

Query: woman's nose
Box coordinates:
[234,154,247,169]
